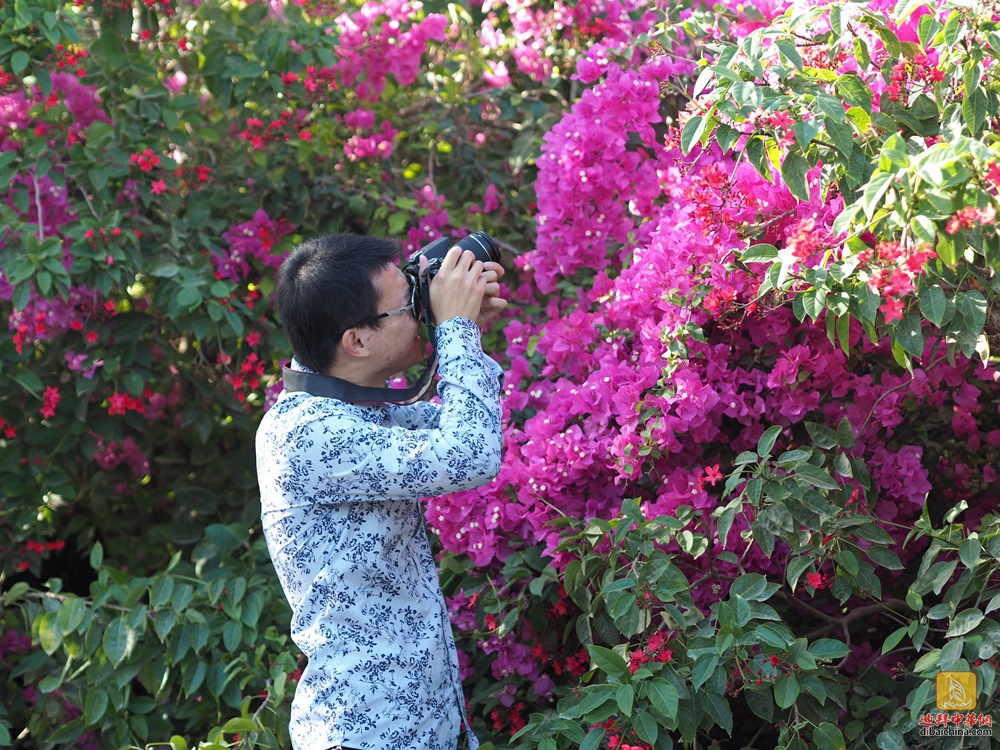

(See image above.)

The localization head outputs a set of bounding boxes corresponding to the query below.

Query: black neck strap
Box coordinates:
[281,354,438,405]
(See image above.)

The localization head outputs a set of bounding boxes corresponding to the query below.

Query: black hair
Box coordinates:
[275,234,400,373]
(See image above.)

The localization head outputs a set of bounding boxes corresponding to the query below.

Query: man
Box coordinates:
[256,233,506,750]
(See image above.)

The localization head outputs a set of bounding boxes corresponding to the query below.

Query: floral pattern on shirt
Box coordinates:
[256,318,502,750]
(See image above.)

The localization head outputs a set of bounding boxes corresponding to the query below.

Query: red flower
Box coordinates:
[702,464,723,487]
[150,179,168,195]
[40,386,61,419]
[879,296,905,323]
[986,162,1000,187]
[806,572,825,589]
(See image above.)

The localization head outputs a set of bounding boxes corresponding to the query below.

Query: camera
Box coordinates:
[404,232,501,325]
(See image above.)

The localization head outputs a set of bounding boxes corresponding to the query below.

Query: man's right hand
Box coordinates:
[427,246,488,324]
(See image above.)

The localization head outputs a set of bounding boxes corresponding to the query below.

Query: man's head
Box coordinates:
[275,234,417,376]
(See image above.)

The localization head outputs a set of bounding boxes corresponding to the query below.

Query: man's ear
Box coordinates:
[339,327,372,360]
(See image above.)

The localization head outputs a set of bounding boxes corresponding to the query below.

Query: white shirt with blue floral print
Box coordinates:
[256,317,501,750]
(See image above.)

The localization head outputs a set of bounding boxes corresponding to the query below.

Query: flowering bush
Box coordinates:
[1,0,998,748]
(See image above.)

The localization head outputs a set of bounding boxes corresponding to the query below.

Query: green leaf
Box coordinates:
[865,545,904,570]
[150,577,175,609]
[775,674,800,708]
[580,728,605,750]
[648,679,679,719]
[794,463,839,490]
[588,645,628,678]
[4,581,30,605]
[169,736,189,750]
[58,596,87,634]
[84,688,108,726]
[956,291,987,333]
[182,659,207,697]
[103,618,132,667]
[90,541,104,570]
[861,172,894,218]
[918,285,947,327]
[701,692,733,735]
[741,243,779,263]
[632,709,658,745]
[616,683,635,716]
[781,149,811,202]
[810,639,851,660]
[814,722,845,750]
[729,573,776,602]
[959,538,982,569]
[775,38,803,70]
[786,557,812,593]
[12,371,43,397]
[881,626,908,655]
[836,74,873,112]
[805,422,838,450]
[894,0,929,24]
[947,609,984,637]
[937,231,957,268]
[11,51,29,74]
[895,314,924,357]
[681,115,707,155]
[756,622,793,649]
[876,727,907,750]
[221,718,258,734]
[692,654,719,689]
[48,718,84,745]
[757,425,782,456]
[38,612,62,655]
[963,89,987,135]
[222,620,242,653]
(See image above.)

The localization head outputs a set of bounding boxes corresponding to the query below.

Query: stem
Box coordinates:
[33,171,45,241]
[856,356,945,439]
[79,186,102,220]
[251,691,270,723]
[801,598,908,641]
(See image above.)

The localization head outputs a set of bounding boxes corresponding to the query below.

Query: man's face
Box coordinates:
[367,263,424,379]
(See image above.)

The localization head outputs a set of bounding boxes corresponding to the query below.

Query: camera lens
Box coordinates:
[455,232,501,264]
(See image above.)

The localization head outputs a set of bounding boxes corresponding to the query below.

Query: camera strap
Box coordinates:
[281,322,440,405]
[281,353,439,405]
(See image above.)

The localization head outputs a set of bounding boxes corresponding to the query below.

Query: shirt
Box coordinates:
[256,317,503,750]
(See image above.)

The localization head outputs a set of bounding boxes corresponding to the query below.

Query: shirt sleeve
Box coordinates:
[299,317,503,503]
[387,401,441,430]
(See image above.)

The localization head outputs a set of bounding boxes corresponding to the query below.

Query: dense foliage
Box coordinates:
[0,0,997,749]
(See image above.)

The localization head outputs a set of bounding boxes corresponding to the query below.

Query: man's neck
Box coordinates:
[325,362,391,389]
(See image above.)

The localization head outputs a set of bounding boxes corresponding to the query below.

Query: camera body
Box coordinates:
[404,231,501,325]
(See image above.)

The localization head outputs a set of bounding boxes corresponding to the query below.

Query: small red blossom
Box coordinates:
[150,179,168,195]
[130,149,161,172]
[702,464,723,486]
[879,296,906,323]
[40,386,61,419]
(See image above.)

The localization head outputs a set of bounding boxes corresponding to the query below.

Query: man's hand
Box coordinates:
[476,262,507,328]
[428,246,488,324]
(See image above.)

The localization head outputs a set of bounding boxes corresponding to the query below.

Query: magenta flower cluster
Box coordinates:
[427,50,1000,606]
